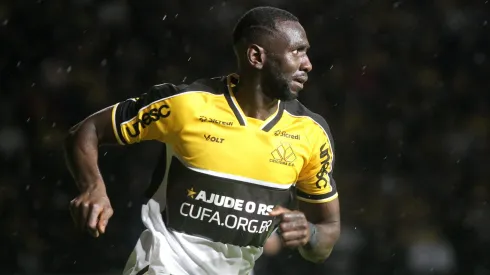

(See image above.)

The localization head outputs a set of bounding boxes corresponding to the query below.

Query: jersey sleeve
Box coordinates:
[111,83,183,145]
[296,116,338,203]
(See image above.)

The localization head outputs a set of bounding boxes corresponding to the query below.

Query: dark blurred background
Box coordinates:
[1,0,489,274]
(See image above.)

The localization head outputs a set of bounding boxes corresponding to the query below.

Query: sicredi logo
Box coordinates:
[274,130,300,140]
[199,116,233,126]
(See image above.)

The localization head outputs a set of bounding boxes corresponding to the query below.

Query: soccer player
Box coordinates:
[64,6,340,275]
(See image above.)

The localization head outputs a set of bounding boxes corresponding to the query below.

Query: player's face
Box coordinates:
[262,21,312,101]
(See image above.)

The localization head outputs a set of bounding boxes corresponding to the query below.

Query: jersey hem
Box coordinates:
[296,192,338,203]
[111,103,126,145]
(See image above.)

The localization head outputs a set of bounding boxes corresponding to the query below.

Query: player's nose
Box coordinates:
[300,55,312,73]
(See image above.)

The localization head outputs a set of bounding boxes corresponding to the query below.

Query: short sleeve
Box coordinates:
[296,117,338,203]
[111,83,182,145]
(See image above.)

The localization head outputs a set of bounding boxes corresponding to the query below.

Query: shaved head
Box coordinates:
[232,6,299,47]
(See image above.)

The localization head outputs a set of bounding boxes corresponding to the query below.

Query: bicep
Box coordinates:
[298,197,340,224]
[68,106,119,145]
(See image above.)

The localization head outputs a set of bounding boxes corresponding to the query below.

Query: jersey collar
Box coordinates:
[223,74,285,132]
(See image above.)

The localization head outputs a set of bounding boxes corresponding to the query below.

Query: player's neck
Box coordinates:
[234,80,279,121]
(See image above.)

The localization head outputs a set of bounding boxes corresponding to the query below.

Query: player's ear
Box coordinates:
[247,44,265,70]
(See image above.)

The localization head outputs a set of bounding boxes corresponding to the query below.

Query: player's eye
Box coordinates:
[293,47,308,55]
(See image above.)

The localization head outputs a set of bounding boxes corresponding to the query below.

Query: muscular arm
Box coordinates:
[64,83,181,237]
[63,107,117,193]
[298,198,340,263]
[63,107,121,237]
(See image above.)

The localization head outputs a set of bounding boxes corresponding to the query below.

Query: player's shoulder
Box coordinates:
[148,76,227,100]
[284,100,331,134]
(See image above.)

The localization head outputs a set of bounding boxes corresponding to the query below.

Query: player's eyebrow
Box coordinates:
[291,41,310,50]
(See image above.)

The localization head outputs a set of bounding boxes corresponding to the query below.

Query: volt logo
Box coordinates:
[204,134,225,143]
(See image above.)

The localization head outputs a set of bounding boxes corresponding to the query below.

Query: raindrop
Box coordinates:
[31,83,36,87]
[162,15,167,20]
[329,64,334,70]
[41,176,45,180]
[2,19,8,26]
[52,122,56,128]
[26,117,31,122]
[209,6,214,10]
[26,185,30,191]
[188,57,192,61]
[104,152,108,156]
[67,66,72,73]
[101,59,107,67]
[175,14,179,19]
[182,76,187,82]
[484,20,488,26]
[16,61,21,67]
[127,201,133,208]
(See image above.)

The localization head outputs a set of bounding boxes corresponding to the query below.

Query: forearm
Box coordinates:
[298,221,340,263]
[64,122,105,193]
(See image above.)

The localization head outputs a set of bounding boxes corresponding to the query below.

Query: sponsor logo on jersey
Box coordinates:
[180,188,274,234]
[204,134,225,143]
[125,104,170,137]
[315,143,331,189]
[199,116,233,126]
[270,143,296,166]
[274,130,300,140]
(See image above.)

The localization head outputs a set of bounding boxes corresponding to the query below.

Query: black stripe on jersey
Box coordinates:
[135,265,149,275]
[179,77,226,95]
[296,188,336,201]
[284,100,335,152]
[164,157,293,247]
[261,101,285,132]
[145,145,167,199]
[224,91,246,126]
[115,114,128,144]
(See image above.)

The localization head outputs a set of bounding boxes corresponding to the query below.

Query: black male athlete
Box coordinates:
[64,6,341,275]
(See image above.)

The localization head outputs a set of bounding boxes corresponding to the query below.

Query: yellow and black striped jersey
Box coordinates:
[112,74,337,274]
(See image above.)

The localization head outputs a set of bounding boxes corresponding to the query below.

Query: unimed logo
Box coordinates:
[125,104,170,137]
[315,143,331,189]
